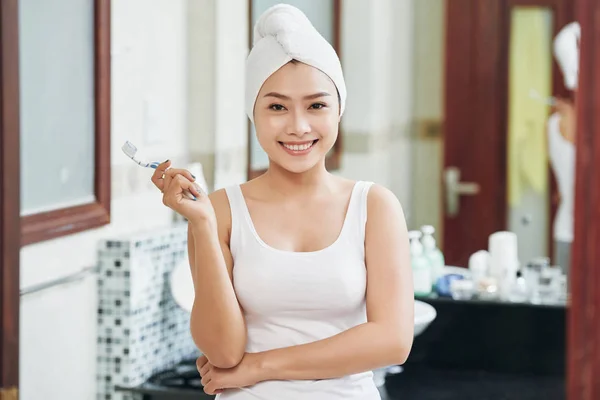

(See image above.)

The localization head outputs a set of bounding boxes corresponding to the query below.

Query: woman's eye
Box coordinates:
[310,103,326,110]
[269,104,285,111]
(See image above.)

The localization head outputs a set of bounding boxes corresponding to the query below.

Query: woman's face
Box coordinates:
[253,61,340,174]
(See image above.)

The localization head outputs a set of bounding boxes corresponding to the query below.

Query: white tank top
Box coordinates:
[217,181,381,400]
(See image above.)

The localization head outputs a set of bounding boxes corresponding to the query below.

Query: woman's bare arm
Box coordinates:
[188,189,246,368]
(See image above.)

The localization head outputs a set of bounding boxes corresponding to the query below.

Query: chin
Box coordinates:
[279,160,322,174]
[266,153,318,174]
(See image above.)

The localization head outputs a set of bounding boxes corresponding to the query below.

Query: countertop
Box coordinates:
[383,366,564,400]
[415,292,567,309]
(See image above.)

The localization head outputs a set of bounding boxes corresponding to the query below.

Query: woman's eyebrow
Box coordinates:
[263,91,332,100]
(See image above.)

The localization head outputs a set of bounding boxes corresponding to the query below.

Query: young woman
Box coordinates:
[151,5,414,399]
[548,21,580,278]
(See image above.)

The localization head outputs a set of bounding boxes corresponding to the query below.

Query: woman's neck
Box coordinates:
[261,160,335,197]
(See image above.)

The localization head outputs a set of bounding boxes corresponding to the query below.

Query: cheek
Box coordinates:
[317,115,340,141]
[255,116,282,142]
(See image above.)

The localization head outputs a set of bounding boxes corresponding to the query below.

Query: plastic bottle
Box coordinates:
[508,270,529,303]
[409,230,433,296]
[421,225,445,286]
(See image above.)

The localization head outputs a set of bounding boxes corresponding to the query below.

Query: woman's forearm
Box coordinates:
[255,321,411,382]
[189,221,246,368]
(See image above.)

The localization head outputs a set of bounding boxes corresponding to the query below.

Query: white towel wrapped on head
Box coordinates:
[245,4,347,123]
[553,21,580,90]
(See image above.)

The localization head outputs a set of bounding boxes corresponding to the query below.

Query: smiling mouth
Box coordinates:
[278,139,318,153]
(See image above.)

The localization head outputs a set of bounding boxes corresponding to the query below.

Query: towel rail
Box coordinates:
[20,266,97,297]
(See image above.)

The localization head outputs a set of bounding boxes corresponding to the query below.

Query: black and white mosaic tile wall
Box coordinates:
[96,224,199,400]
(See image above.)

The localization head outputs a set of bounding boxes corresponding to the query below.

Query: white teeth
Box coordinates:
[283,142,313,151]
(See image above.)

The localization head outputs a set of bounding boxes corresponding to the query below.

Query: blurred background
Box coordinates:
[2,0,594,399]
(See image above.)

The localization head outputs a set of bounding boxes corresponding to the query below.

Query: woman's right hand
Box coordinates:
[151,160,217,226]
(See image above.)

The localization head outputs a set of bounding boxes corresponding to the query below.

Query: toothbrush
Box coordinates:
[121,140,197,200]
[121,141,161,169]
[529,89,556,106]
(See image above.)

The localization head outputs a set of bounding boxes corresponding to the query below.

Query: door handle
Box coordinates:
[444,166,480,217]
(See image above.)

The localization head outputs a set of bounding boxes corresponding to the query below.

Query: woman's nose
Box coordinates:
[287,111,311,136]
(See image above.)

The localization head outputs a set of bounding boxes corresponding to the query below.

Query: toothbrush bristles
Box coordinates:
[122,140,160,169]
[122,141,138,158]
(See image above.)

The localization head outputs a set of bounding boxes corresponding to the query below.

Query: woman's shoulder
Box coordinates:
[365,183,403,215]
[366,182,396,197]
[364,185,407,242]
[340,178,402,216]
[208,188,232,207]
[208,188,233,239]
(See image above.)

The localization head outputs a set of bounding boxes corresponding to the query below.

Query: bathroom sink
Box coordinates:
[373,300,437,390]
[414,299,437,336]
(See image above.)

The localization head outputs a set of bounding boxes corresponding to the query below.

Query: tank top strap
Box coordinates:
[341,181,374,249]
[357,181,375,242]
[224,184,247,259]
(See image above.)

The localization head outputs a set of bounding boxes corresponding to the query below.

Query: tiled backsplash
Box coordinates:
[96,224,199,400]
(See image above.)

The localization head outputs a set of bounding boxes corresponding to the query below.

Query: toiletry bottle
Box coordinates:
[468,250,490,288]
[508,270,529,303]
[525,257,549,303]
[421,225,445,286]
[488,231,519,301]
[409,230,432,296]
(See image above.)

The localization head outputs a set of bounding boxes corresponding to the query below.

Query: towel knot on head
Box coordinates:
[245,4,347,123]
[253,4,313,43]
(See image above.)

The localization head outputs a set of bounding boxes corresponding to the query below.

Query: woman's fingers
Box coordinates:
[204,379,224,396]
[196,355,208,372]
[150,160,197,194]
[150,160,171,191]
[162,168,196,194]
[200,369,212,387]
[196,360,224,395]
[162,174,203,207]
[166,168,196,182]
[200,360,211,376]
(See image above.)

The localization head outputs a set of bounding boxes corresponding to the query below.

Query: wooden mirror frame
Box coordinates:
[15,0,110,247]
[567,0,600,397]
[0,0,20,392]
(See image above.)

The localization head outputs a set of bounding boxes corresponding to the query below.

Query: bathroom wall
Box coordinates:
[338,0,444,228]
[408,0,446,234]
[18,0,421,399]
[187,0,249,190]
[337,0,415,220]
